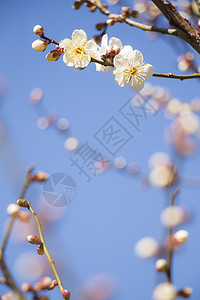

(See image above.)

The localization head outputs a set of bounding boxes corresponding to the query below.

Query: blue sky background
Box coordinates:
[1,0,200,299]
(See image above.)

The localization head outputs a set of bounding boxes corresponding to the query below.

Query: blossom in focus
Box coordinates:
[94,34,122,74]
[113,47,154,92]
[32,39,49,52]
[153,283,176,300]
[59,29,98,69]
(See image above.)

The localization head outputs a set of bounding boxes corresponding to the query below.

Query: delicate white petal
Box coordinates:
[119,45,133,57]
[129,50,143,66]
[141,64,154,79]
[86,40,98,55]
[109,37,122,49]
[59,38,71,49]
[75,54,91,68]
[101,34,108,50]
[63,54,74,66]
[114,70,128,87]
[72,29,87,43]
[113,55,129,69]
[129,80,144,92]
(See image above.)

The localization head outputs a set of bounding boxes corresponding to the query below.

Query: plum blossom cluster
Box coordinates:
[32,26,154,92]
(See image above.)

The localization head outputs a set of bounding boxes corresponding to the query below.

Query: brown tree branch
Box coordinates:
[151,0,200,54]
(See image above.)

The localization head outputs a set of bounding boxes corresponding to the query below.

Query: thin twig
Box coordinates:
[27,202,64,295]
[166,188,180,283]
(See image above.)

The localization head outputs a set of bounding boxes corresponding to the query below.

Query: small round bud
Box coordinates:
[106,18,117,26]
[39,277,52,290]
[121,6,131,17]
[7,204,20,217]
[62,290,70,300]
[30,88,43,104]
[174,230,188,244]
[96,21,106,31]
[32,171,48,182]
[46,49,63,62]
[155,259,167,272]
[17,198,29,208]
[37,244,44,255]
[177,287,193,298]
[153,283,176,300]
[89,5,97,12]
[33,25,44,36]
[32,39,48,52]
[73,0,84,9]
[130,10,140,18]
[21,282,34,292]
[27,235,41,245]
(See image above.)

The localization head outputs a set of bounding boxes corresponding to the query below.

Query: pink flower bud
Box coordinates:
[7,204,20,217]
[37,244,44,255]
[33,25,45,36]
[62,290,70,300]
[32,39,48,52]
[89,5,97,12]
[46,49,63,62]
[32,171,48,182]
[39,277,52,290]
[17,198,29,208]
[21,282,34,292]
[27,235,41,245]
[106,18,117,26]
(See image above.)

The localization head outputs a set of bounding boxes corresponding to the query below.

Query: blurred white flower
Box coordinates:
[95,34,122,74]
[134,237,159,258]
[149,164,177,188]
[113,47,154,92]
[59,29,97,69]
[153,283,176,300]
[160,206,187,227]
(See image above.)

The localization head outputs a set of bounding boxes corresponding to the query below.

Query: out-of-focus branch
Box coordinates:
[151,0,200,54]
[0,166,34,300]
[85,0,178,36]
[166,188,180,283]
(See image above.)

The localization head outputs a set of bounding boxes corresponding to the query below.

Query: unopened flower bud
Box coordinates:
[73,0,84,9]
[17,198,29,208]
[62,290,70,300]
[46,49,63,62]
[93,35,102,44]
[177,287,193,298]
[174,230,188,244]
[37,244,44,255]
[7,204,20,217]
[89,5,97,11]
[130,10,140,18]
[155,259,167,272]
[96,21,106,31]
[21,282,34,292]
[121,6,131,17]
[32,39,48,52]
[32,171,48,182]
[18,211,31,223]
[48,280,58,290]
[106,18,117,26]
[33,25,44,36]
[27,235,41,245]
[39,277,52,290]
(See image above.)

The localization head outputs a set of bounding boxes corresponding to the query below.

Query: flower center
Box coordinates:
[75,46,84,55]
[129,67,137,76]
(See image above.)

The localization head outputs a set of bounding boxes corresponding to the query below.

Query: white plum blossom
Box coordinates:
[59,29,97,69]
[95,34,122,74]
[113,46,154,92]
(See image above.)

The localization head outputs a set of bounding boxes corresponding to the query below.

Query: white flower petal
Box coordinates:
[129,80,144,92]
[72,29,87,44]
[59,38,71,49]
[130,50,144,66]
[87,40,98,55]
[109,37,122,49]
[114,70,127,87]
[63,54,74,66]
[141,64,154,79]
[75,54,91,68]
[119,45,133,56]
[101,34,108,50]
[113,55,129,69]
